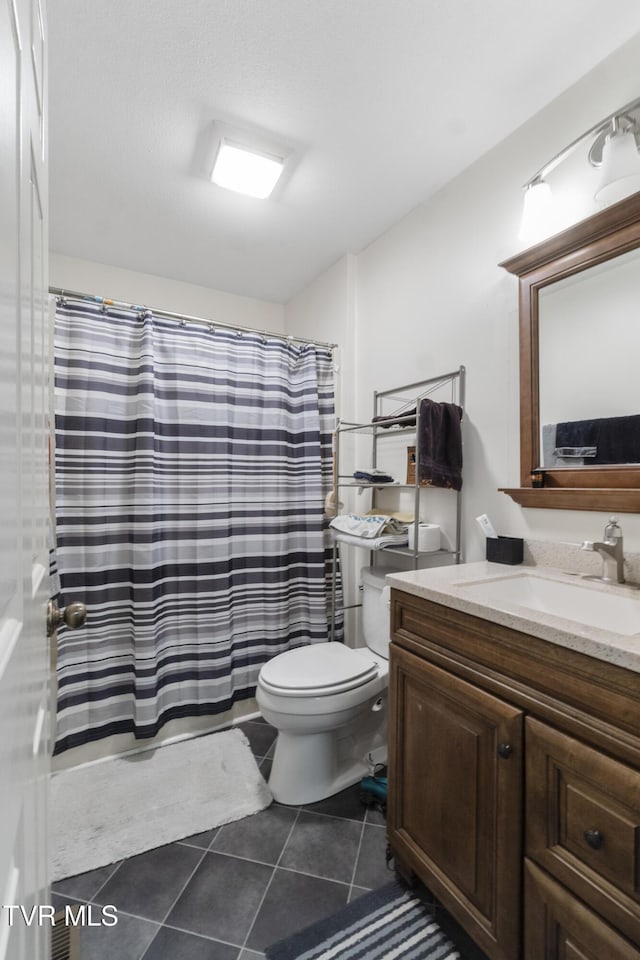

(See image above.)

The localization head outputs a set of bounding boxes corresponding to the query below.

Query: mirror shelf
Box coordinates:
[499,190,640,513]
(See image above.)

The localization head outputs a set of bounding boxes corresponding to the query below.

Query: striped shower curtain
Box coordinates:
[53,299,341,753]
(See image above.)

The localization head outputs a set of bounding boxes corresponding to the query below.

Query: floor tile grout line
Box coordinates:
[238,807,302,953]
[157,845,210,923]
[85,895,266,953]
[183,846,290,871]
[55,858,123,902]
[190,846,357,888]
[259,861,355,887]
[296,806,371,824]
[54,896,246,949]
[177,839,218,852]
[145,915,248,951]
[348,817,368,902]
[136,845,211,960]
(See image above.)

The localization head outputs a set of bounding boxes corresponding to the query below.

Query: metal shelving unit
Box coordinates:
[329,367,465,640]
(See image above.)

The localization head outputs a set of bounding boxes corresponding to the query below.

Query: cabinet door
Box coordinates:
[388,644,523,960]
[525,859,640,959]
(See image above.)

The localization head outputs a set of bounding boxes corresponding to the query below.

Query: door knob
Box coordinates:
[47,599,87,637]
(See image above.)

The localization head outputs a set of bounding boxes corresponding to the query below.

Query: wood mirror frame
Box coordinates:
[499,191,640,512]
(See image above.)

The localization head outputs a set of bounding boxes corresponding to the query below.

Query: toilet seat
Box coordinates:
[259,643,378,697]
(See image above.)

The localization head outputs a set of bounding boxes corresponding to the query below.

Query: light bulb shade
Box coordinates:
[519,180,555,245]
[211,139,285,199]
[594,129,640,206]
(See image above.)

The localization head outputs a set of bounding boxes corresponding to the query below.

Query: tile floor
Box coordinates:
[51,718,487,960]
[51,719,393,960]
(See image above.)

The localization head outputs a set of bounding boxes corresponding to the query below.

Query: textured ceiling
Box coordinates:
[49,1,640,303]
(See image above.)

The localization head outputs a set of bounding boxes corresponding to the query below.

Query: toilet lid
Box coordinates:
[259,643,378,697]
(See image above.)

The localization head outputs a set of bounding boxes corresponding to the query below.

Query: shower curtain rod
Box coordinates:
[49,286,338,350]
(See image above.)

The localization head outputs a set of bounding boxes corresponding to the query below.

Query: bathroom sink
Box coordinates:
[457,572,640,636]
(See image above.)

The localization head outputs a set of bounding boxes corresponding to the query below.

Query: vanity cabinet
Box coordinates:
[387,588,640,960]
[524,860,640,960]
[391,645,523,958]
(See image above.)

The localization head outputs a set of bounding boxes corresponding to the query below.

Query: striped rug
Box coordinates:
[265,881,460,960]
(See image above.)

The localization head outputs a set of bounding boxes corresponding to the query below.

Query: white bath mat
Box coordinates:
[50,727,272,881]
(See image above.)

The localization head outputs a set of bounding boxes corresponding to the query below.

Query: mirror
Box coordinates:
[538,245,640,468]
[499,191,640,512]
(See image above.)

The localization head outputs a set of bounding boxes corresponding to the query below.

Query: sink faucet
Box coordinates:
[582,516,625,584]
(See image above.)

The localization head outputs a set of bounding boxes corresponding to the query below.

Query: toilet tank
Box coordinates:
[361,566,392,659]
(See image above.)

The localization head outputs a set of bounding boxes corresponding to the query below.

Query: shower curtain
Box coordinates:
[53,299,342,753]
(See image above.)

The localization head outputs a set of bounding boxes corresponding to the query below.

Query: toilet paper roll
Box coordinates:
[407,522,441,552]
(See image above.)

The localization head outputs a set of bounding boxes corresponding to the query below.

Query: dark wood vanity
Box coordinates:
[387,587,640,959]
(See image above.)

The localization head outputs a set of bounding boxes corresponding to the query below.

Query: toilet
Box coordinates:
[256,566,391,805]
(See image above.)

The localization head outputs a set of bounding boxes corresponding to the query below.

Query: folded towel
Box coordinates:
[352,469,395,483]
[556,415,640,465]
[417,398,463,491]
[592,414,640,465]
[553,446,597,458]
[542,423,557,467]
[555,419,599,449]
[331,531,409,550]
[372,407,417,429]
[330,514,407,539]
[330,514,389,538]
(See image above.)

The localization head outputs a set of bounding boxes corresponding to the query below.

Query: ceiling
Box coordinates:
[49,1,640,304]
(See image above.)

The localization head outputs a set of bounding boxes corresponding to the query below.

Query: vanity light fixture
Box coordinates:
[519,95,640,243]
[594,115,640,205]
[210,137,285,199]
[518,178,556,245]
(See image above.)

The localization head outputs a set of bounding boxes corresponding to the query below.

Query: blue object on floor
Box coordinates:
[359,775,387,803]
[359,765,388,816]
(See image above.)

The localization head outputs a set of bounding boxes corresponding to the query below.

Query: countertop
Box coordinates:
[386,561,640,674]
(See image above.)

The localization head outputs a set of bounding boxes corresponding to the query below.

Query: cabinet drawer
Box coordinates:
[524,859,640,960]
[526,717,640,942]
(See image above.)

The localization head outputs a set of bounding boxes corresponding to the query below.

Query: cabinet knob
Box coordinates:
[584,829,604,850]
[497,743,513,759]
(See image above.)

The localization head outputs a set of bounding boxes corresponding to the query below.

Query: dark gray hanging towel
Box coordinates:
[556,414,640,464]
[418,398,463,490]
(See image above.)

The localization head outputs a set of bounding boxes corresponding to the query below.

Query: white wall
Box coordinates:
[51,253,285,331]
[285,254,358,422]
[285,32,640,566]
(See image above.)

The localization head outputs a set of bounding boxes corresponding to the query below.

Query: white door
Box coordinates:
[0,0,51,957]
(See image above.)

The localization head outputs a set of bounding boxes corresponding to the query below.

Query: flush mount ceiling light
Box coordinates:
[519,95,640,244]
[211,137,285,199]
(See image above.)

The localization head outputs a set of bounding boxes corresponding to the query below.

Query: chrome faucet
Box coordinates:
[582,516,625,584]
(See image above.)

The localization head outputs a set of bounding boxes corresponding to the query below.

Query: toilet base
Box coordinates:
[267,729,386,806]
